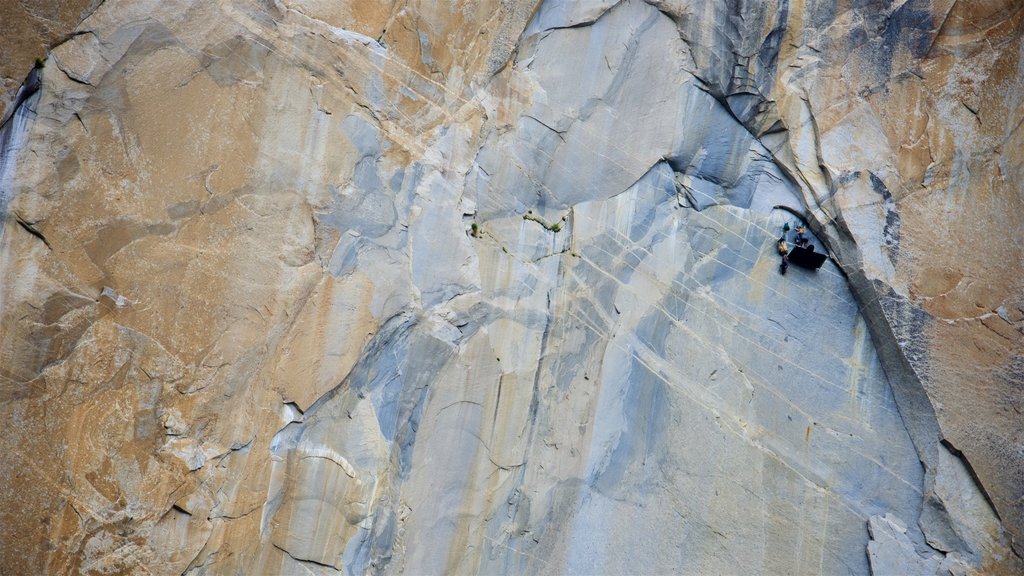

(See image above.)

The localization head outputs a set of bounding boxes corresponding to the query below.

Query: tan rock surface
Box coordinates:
[0,0,97,123]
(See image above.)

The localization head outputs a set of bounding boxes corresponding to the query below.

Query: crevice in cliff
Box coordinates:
[273,543,341,572]
[504,282,555,531]
[821,242,971,561]
[79,0,107,25]
[484,0,545,77]
[939,438,1002,524]
[277,1,387,55]
[14,214,51,250]
[530,1,624,35]
[53,55,95,86]
[522,115,565,141]
[687,80,806,199]
[468,427,527,472]
[522,209,566,233]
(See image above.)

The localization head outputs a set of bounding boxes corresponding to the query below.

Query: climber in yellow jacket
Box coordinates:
[777,235,789,275]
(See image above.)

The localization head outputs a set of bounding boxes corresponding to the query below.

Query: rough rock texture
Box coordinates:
[1,0,1022,574]
[0,0,100,123]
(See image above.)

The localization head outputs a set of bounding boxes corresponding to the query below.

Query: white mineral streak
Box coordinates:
[0,0,1021,575]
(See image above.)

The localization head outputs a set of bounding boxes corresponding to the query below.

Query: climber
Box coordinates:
[795,225,809,248]
[777,236,789,275]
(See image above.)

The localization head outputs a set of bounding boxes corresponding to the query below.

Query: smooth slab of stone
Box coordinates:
[479,189,927,575]
[868,514,942,576]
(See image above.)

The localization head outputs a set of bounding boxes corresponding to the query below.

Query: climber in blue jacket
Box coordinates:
[795,225,809,248]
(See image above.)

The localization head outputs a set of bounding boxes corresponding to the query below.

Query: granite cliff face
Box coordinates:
[0,0,100,124]
[0,0,1021,574]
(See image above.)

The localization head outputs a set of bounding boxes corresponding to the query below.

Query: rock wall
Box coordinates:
[0,0,1021,574]
[0,0,100,123]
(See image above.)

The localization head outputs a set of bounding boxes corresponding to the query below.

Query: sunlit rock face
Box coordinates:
[0,0,99,122]
[0,0,1021,574]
